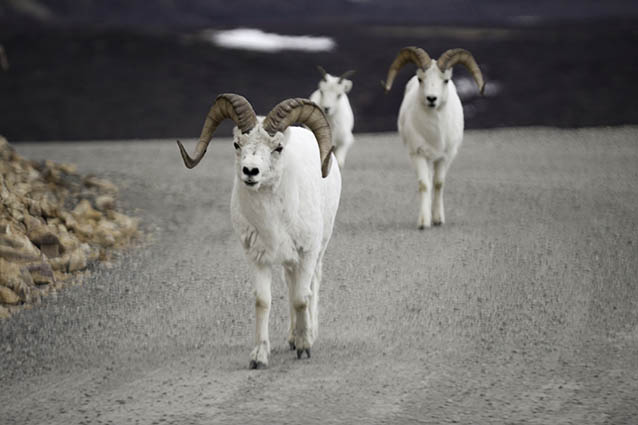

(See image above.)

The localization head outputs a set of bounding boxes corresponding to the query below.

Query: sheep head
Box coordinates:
[177,94,333,190]
[383,46,485,109]
[314,66,355,117]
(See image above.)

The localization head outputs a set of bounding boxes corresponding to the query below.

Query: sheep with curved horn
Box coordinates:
[310,67,356,168]
[177,94,341,368]
[383,47,485,229]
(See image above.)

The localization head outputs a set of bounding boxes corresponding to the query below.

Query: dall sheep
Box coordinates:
[383,47,485,229]
[309,67,355,168]
[177,94,341,369]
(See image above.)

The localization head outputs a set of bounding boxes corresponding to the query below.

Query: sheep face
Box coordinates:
[416,64,453,110]
[233,126,286,191]
[315,75,352,117]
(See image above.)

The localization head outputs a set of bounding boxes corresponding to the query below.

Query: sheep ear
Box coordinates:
[342,80,352,93]
[272,130,286,145]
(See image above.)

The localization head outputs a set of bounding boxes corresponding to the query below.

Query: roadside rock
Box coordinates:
[108,211,139,238]
[27,261,56,286]
[28,225,63,258]
[84,176,118,194]
[95,195,116,211]
[68,248,88,272]
[49,254,70,272]
[0,223,41,261]
[73,199,102,221]
[0,258,28,291]
[0,286,20,305]
[0,135,140,318]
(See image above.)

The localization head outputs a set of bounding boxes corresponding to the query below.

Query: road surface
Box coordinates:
[2,127,638,424]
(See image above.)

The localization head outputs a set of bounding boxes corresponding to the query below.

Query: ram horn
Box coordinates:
[262,98,334,178]
[338,69,356,82]
[437,48,485,95]
[382,46,432,93]
[316,65,328,81]
[177,93,257,169]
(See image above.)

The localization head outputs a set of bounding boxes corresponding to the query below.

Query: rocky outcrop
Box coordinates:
[0,136,139,318]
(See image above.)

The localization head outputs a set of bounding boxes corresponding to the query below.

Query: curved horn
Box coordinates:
[437,48,485,95]
[382,46,431,93]
[177,93,257,169]
[316,65,328,81]
[263,98,333,178]
[338,69,356,82]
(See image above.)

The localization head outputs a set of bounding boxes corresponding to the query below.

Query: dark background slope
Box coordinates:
[1,1,638,141]
[3,0,638,27]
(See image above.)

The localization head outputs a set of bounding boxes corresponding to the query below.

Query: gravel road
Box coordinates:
[2,127,638,424]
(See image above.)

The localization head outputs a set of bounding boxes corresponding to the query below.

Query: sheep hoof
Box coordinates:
[296,348,311,359]
[249,360,267,370]
[289,341,296,351]
[433,220,442,227]
[418,225,425,231]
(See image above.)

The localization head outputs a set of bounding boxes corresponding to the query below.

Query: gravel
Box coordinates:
[1,127,637,424]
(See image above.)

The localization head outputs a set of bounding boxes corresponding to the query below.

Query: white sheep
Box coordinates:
[177,94,341,368]
[383,47,485,229]
[309,67,355,168]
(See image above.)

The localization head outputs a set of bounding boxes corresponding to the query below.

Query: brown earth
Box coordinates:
[0,127,637,424]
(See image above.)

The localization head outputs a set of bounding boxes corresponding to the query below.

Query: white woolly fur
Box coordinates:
[397,62,465,229]
[229,123,341,368]
[310,74,355,168]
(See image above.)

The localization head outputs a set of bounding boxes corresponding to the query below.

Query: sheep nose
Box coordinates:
[426,96,437,103]
[242,166,259,176]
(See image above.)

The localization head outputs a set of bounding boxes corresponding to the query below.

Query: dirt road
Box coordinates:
[2,127,637,424]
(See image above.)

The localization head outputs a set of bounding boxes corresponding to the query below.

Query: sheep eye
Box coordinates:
[444,79,450,84]
[274,145,283,153]
[337,93,342,99]
[233,142,241,150]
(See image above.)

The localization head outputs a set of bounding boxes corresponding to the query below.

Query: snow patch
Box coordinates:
[211,28,336,53]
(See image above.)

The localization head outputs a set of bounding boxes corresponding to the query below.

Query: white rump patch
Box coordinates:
[211,28,336,53]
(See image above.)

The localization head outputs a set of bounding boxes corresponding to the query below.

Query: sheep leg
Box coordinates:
[249,265,271,369]
[432,158,450,226]
[292,256,317,359]
[309,255,323,341]
[410,154,433,229]
[284,267,296,350]
[335,134,354,168]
